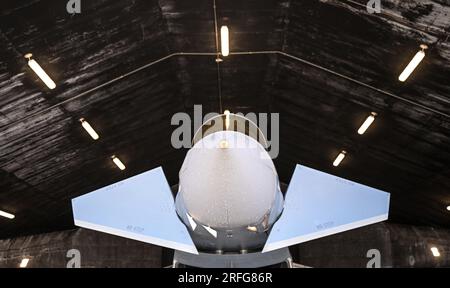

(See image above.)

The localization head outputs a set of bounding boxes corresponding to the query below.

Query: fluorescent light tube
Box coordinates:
[19,258,30,268]
[358,112,377,135]
[80,118,99,140]
[25,53,56,89]
[224,109,230,130]
[0,210,15,219]
[112,155,126,170]
[220,26,229,57]
[430,247,440,257]
[398,45,427,82]
[333,151,346,167]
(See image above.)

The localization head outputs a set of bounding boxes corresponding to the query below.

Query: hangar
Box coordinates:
[0,0,449,268]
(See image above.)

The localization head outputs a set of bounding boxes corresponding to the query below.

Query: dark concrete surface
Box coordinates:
[1,223,445,268]
[292,222,450,268]
[0,228,161,268]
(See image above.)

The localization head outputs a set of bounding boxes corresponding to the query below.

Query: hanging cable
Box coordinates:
[213,0,223,113]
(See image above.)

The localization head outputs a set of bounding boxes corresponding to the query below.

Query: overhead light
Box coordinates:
[333,151,347,167]
[447,206,450,211]
[224,109,230,130]
[111,155,126,170]
[398,44,427,82]
[358,112,377,135]
[430,247,440,257]
[19,258,30,268]
[220,26,229,57]
[0,210,15,219]
[24,53,56,89]
[79,118,99,140]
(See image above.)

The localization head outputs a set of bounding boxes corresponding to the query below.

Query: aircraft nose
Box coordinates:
[178,131,279,229]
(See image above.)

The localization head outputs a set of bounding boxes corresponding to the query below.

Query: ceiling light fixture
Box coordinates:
[358,112,377,135]
[111,155,126,170]
[79,118,99,140]
[24,53,56,89]
[224,109,230,130]
[220,26,229,57]
[19,258,30,268]
[0,210,15,219]
[333,151,347,167]
[447,205,450,211]
[398,44,427,82]
[430,247,440,257]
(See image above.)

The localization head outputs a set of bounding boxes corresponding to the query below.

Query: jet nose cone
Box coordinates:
[179,131,279,229]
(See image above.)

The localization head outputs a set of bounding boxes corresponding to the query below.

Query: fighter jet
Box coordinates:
[71,112,390,268]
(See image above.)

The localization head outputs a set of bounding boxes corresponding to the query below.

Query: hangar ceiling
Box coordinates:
[0,0,449,239]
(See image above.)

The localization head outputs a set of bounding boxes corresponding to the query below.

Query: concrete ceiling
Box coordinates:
[0,0,449,239]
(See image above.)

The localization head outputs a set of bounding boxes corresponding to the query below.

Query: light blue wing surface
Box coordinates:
[72,166,198,254]
[263,164,390,253]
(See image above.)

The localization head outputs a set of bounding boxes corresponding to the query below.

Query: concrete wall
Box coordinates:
[0,223,448,268]
[0,229,161,268]
[292,223,450,268]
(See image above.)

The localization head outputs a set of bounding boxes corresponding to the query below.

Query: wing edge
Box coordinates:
[74,219,199,255]
[262,213,388,253]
